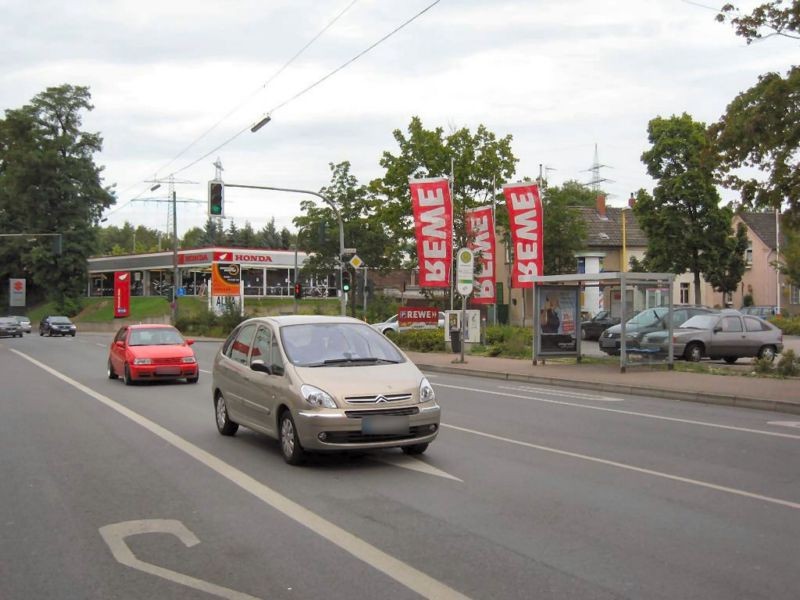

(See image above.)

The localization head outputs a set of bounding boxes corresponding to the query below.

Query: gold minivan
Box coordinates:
[212,316,440,464]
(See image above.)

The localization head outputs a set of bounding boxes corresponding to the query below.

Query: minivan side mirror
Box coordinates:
[250,359,273,375]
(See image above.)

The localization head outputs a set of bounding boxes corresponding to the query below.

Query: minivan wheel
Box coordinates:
[685,342,704,362]
[107,360,118,379]
[215,394,238,436]
[758,345,777,362]
[280,411,305,465]
[401,443,429,455]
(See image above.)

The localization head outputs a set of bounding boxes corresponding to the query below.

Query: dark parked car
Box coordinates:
[641,311,783,362]
[739,305,779,319]
[0,317,23,338]
[39,316,77,337]
[599,305,713,355]
[580,310,620,340]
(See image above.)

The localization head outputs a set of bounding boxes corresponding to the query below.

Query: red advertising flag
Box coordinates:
[466,205,496,304]
[409,177,453,288]
[503,182,543,289]
[114,271,131,318]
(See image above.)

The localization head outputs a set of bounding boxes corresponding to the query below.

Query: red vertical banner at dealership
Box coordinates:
[503,182,543,289]
[409,177,453,288]
[465,205,496,304]
[114,271,131,318]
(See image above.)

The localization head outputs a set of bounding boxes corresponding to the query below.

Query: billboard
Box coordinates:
[113,272,131,318]
[9,278,26,307]
[211,262,241,297]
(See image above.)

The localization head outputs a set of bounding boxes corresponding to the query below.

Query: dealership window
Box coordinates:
[680,282,690,304]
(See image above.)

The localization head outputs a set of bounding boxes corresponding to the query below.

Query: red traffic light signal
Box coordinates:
[208,181,224,217]
[293,282,303,299]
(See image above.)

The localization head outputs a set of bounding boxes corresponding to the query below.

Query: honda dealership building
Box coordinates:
[86,247,326,298]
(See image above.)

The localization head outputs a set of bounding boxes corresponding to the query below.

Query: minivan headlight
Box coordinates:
[419,377,436,403]
[300,384,337,409]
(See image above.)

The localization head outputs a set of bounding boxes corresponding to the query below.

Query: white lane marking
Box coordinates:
[96,343,106,348]
[442,423,800,511]
[100,520,260,600]
[10,349,469,600]
[200,369,212,374]
[434,382,800,441]
[499,384,624,402]
[370,454,462,482]
[767,421,800,429]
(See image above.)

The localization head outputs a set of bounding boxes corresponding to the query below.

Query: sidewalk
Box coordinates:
[405,351,800,415]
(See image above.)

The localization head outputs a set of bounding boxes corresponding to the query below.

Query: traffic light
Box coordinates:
[208,181,224,217]
[342,272,351,293]
[293,282,303,299]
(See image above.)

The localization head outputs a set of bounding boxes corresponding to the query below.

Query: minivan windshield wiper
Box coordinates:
[304,357,400,367]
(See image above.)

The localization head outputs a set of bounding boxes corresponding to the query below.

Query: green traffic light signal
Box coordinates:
[342,273,351,292]
[208,181,224,216]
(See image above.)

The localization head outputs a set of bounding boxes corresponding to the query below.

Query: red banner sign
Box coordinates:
[114,271,131,318]
[398,306,439,327]
[503,182,543,289]
[466,205,496,304]
[409,177,453,288]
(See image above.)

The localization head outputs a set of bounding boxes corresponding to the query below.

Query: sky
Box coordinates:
[2,0,796,238]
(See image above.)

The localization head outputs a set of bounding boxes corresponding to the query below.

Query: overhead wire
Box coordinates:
[172,0,443,176]
[106,0,362,218]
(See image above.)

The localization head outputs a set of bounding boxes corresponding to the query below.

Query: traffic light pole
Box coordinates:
[224,183,346,316]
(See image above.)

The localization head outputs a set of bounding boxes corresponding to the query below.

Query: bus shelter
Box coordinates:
[530,272,676,372]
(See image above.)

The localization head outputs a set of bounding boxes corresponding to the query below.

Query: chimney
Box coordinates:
[628,193,636,209]
[596,194,606,218]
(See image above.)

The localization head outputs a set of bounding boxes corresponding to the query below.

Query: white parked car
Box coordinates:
[371,312,445,335]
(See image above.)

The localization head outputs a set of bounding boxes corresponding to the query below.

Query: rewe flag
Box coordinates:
[409,177,453,288]
[465,205,496,304]
[503,182,543,289]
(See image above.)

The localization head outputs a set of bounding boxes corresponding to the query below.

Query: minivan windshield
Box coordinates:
[281,322,405,367]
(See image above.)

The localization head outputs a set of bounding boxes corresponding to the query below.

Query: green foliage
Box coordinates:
[392,329,446,352]
[706,222,750,295]
[481,325,533,358]
[778,225,800,287]
[753,356,775,375]
[364,294,401,324]
[717,2,800,44]
[0,84,114,308]
[776,349,800,377]
[636,114,740,304]
[742,293,754,307]
[772,315,800,335]
[542,182,588,274]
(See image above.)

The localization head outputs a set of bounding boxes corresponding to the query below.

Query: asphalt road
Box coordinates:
[1,333,799,599]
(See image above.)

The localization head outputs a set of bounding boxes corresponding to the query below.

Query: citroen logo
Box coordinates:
[375,395,388,403]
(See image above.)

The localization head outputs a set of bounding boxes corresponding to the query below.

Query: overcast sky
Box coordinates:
[2,0,796,238]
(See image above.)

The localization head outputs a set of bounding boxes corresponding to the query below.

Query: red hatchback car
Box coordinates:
[108,324,199,385]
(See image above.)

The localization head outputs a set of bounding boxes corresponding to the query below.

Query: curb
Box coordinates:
[415,363,800,416]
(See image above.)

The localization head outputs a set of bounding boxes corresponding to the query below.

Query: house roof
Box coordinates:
[575,206,648,248]
[737,212,783,251]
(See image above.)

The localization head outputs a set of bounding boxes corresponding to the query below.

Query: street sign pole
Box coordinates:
[456,248,474,364]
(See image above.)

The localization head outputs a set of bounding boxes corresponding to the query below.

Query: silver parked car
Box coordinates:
[8,315,31,333]
[212,316,441,464]
[641,311,783,363]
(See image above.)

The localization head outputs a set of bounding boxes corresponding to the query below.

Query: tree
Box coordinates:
[294,161,388,316]
[540,181,589,274]
[0,84,114,310]
[778,224,800,285]
[716,1,799,43]
[712,2,799,223]
[369,116,517,270]
[636,114,741,305]
[705,222,750,298]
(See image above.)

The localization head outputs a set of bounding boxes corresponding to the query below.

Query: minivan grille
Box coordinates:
[345,393,413,405]
[344,407,419,418]
[323,425,434,444]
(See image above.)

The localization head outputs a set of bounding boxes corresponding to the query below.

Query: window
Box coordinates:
[791,285,799,305]
[744,316,769,332]
[721,316,743,332]
[680,283,690,304]
[228,325,256,364]
[745,241,753,265]
[577,257,585,274]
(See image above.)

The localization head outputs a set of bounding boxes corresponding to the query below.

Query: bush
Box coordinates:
[482,325,532,358]
[776,349,800,378]
[753,357,775,375]
[771,315,800,335]
[392,329,446,352]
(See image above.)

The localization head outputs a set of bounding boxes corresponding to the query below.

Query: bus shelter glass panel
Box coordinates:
[536,286,580,356]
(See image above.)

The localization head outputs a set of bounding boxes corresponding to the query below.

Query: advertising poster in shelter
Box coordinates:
[537,286,579,355]
[210,262,243,316]
[465,205,496,304]
[503,182,543,289]
[409,177,453,288]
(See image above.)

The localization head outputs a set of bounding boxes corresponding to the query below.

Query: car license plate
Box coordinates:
[156,367,181,375]
[361,415,409,435]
